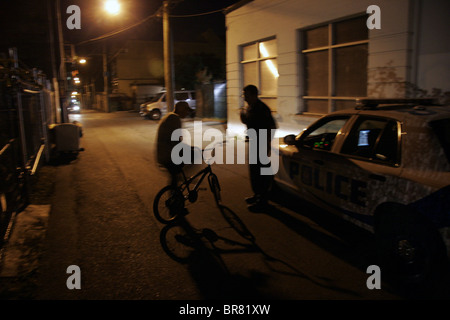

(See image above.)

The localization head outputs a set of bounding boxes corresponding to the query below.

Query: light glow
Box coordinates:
[259,43,279,78]
[104,0,120,15]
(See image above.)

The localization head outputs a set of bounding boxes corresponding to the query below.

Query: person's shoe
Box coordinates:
[245,195,258,204]
[247,199,269,213]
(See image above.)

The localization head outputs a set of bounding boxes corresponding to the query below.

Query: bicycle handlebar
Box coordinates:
[191,141,226,165]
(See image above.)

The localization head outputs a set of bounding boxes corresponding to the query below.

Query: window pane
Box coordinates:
[301,117,349,150]
[243,62,257,88]
[175,92,188,100]
[305,51,328,96]
[341,117,390,160]
[335,16,368,44]
[305,25,328,49]
[430,119,450,164]
[259,39,277,58]
[375,121,399,164]
[243,43,257,61]
[260,59,278,96]
[305,100,328,114]
[335,44,368,97]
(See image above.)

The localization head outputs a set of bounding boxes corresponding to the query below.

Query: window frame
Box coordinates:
[240,37,278,110]
[296,115,352,153]
[338,115,403,167]
[300,15,369,115]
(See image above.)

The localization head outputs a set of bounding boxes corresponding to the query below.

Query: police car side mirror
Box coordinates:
[284,134,296,145]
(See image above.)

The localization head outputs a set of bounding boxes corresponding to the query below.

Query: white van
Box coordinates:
[139,90,196,120]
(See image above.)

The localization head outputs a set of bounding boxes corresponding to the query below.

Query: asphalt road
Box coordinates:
[19,110,444,300]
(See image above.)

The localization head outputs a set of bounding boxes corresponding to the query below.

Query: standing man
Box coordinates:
[240,85,277,212]
[156,101,191,188]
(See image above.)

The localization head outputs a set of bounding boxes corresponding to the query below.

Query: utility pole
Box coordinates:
[47,0,61,123]
[103,43,110,112]
[56,0,68,123]
[163,0,174,111]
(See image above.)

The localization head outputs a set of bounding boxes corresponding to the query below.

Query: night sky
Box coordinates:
[0,0,241,79]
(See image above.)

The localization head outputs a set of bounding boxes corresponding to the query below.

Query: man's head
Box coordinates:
[174,101,192,119]
[243,85,259,105]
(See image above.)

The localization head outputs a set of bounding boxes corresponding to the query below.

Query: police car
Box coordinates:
[275,98,450,284]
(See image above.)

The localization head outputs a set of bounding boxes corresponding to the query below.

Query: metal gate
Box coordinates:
[0,48,55,249]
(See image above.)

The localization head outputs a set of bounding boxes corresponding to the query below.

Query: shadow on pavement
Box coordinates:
[159,203,362,299]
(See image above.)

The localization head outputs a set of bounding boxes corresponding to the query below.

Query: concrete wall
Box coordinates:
[225,0,449,136]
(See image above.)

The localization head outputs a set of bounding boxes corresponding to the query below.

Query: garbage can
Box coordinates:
[53,122,83,153]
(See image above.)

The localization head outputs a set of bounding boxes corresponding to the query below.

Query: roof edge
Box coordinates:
[224,0,254,15]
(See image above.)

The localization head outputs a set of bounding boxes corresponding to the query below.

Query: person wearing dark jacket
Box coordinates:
[240,85,277,212]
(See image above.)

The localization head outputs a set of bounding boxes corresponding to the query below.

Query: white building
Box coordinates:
[225,0,450,137]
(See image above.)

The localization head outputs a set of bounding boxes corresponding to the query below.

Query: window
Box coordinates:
[299,116,350,151]
[429,118,450,164]
[175,92,189,101]
[241,38,278,111]
[341,117,400,165]
[301,16,368,114]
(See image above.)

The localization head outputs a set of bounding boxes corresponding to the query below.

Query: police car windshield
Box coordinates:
[430,118,450,164]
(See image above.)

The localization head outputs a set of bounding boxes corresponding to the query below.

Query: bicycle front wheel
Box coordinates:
[153,185,185,224]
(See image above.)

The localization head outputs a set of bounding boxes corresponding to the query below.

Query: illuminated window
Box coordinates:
[301,16,368,114]
[241,38,278,111]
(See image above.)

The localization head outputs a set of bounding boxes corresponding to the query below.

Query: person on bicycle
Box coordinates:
[156,101,192,188]
[240,84,277,212]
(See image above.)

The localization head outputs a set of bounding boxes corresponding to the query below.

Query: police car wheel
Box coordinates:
[375,209,443,287]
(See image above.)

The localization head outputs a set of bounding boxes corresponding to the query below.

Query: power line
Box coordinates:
[76,6,163,46]
[76,3,231,46]
[169,8,225,18]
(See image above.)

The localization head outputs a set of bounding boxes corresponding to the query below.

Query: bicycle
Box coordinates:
[153,146,222,224]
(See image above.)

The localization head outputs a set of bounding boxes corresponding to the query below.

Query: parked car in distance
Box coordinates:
[275,98,450,286]
[139,90,196,120]
[67,102,81,114]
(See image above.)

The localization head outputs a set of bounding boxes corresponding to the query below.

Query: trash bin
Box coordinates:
[53,123,83,153]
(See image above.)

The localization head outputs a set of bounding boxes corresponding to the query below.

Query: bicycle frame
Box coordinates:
[179,164,213,196]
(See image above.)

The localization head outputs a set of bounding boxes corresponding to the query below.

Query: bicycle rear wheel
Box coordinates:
[153,185,185,224]
[208,173,221,205]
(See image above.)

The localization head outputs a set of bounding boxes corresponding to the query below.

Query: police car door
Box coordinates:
[322,115,402,231]
[288,116,352,208]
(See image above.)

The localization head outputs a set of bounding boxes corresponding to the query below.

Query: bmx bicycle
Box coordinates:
[153,146,221,224]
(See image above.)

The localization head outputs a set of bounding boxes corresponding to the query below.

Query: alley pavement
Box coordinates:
[1,110,448,301]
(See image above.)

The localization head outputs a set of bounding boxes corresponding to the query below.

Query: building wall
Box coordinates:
[112,38,227,98]
[415,0,450,93]
[225,0,449,136]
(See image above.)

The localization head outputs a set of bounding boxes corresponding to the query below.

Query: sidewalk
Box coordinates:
[0,165,56,299]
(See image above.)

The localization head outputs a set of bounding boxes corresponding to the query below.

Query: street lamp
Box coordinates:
[104,0,121,15]
[101,1,121,112]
